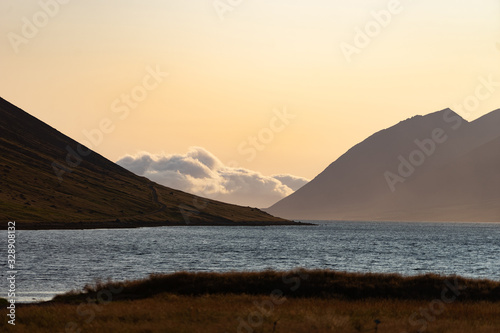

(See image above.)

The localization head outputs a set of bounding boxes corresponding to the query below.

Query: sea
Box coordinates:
[1,221,499,302]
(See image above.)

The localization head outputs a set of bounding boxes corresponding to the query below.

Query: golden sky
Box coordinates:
[1,0,499,193]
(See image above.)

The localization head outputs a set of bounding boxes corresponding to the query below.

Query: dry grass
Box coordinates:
[1,270,499,332]
[1,294,499,333]
[54,269,500,303]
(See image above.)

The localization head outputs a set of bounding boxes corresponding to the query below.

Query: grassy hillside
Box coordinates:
[0,97,294,228]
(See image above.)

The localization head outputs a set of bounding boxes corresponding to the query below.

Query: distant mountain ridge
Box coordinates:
[267,109,500,222]
[0,97,294,228]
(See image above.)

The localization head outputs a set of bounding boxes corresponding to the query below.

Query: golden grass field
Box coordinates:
[1,295,500,333]
[1,270,499,332]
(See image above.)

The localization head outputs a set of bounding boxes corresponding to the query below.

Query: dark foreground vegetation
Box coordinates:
[1,270,499,332]
[53,269,500,303]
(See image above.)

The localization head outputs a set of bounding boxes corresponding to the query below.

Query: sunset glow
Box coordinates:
[1,0,499,192]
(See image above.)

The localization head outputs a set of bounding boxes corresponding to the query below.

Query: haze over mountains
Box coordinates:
[0,97,292,228]
[267,109,500,222]
[2,94,498,225]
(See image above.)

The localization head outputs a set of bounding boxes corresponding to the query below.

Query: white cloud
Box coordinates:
[116,147,309,208]
[271,174,309,191]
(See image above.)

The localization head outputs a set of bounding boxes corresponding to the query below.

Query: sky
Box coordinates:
[1,0,499,207]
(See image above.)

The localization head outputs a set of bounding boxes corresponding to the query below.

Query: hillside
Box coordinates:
[0,97,295,228]
[267,109,500,222]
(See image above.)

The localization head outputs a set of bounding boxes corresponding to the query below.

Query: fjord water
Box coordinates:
[1,221,499,302]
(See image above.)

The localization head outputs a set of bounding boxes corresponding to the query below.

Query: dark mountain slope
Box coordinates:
[0,97,294,228]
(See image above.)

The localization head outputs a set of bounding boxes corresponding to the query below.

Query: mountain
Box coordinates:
[267,109,500,222]
[0,97,295,228]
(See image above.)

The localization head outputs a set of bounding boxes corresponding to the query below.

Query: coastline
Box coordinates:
[14,220,314,230]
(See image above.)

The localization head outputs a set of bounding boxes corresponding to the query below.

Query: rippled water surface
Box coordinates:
[1,221,499,302]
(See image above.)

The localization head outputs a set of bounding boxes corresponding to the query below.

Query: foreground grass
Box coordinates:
[1,270,499,332]
[2,295,500,333]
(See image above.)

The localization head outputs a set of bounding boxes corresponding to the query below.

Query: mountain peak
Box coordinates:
[267,108,500,222]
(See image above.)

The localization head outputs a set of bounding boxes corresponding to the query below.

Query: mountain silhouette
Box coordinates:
[0,97,294,228]
[267,109,500,222]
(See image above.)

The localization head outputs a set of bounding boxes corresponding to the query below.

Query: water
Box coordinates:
[1,221,499,302]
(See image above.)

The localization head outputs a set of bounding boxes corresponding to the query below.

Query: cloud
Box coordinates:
[116,147,309,208]
[271,174,309,191]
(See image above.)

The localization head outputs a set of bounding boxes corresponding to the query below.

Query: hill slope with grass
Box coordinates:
[0,97,294,228]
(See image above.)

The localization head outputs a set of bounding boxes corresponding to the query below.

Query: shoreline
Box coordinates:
[14,220,314,230]
[13,219,500,230]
